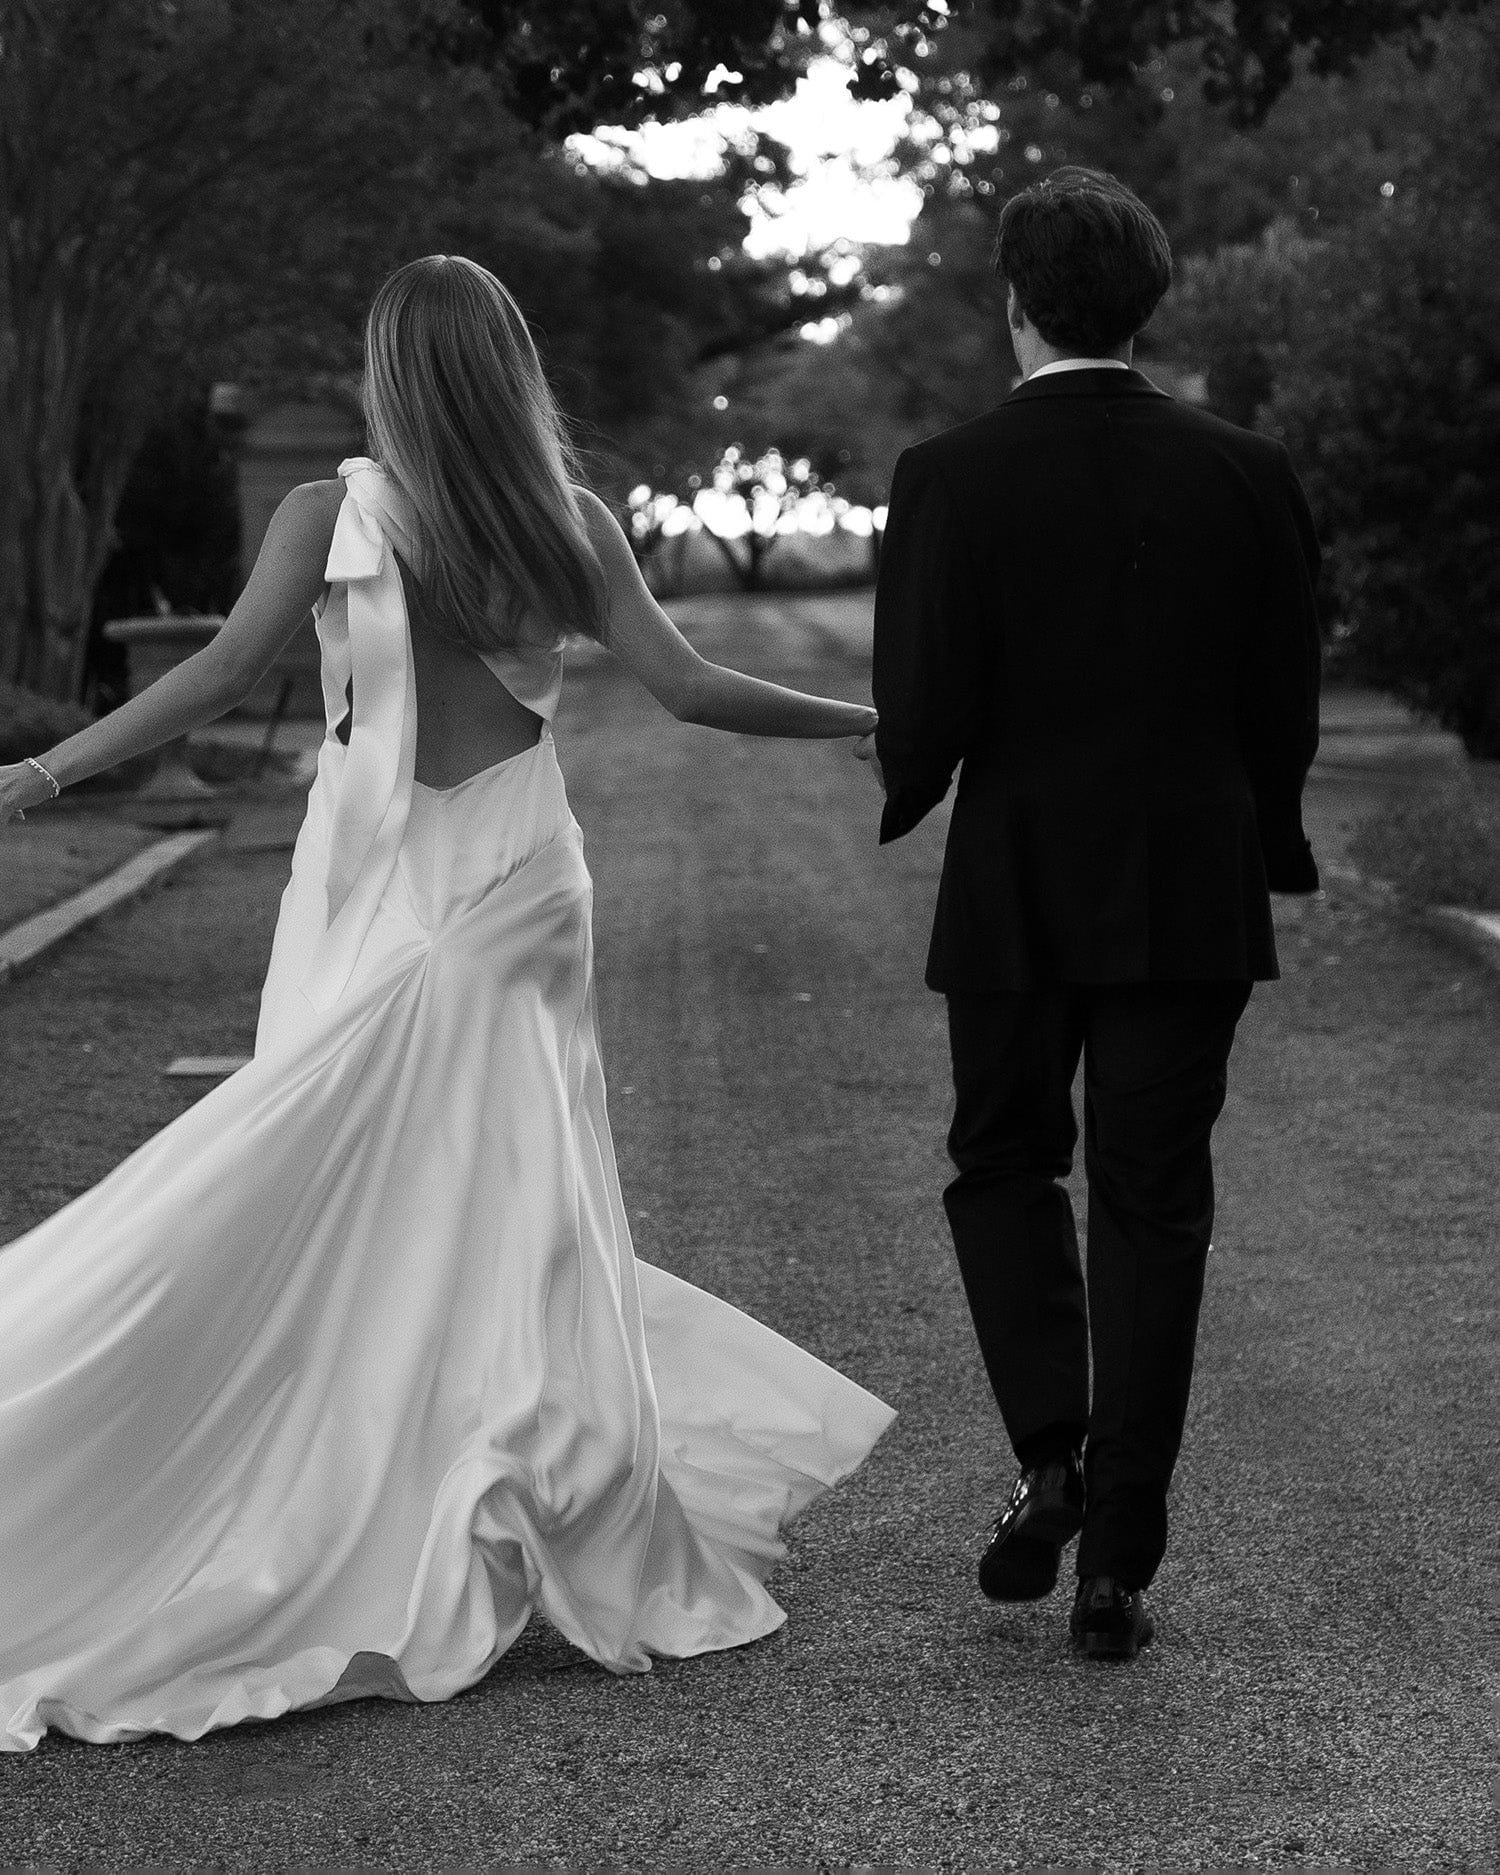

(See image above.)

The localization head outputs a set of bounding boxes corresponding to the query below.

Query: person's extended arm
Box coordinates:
[871,449,990,842]
[0,482,341,820]
[578,491,876,740]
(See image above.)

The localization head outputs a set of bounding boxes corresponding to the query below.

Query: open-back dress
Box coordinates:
[0,460,894,1752]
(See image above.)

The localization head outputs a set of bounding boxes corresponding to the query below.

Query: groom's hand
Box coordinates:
[852,732,885,794]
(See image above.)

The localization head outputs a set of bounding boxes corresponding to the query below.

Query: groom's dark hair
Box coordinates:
[995,167,1173,354]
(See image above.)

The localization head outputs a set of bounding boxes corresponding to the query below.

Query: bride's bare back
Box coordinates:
[396,556,544,790]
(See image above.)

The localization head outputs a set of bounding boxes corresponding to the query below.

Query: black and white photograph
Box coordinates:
[0,0,1496,1867]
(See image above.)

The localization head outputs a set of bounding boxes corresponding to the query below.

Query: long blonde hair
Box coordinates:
[361,255,608,646]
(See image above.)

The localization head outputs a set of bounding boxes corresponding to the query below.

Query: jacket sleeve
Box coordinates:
[872,449,990,844]
[1237,443,1323,893]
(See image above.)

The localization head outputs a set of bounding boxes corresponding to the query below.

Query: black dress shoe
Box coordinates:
[1069,1575,1156,1660]
[977,1453,1085,1602]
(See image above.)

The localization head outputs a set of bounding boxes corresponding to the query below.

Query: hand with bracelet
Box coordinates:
[0,756,63,825]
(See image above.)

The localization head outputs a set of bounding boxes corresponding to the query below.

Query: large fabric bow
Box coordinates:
[298,460,418,1012]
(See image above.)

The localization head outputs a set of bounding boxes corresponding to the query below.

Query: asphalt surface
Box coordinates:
[0,596,1496,1870]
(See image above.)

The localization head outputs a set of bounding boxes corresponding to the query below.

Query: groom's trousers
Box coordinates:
[944,979,1253,1591]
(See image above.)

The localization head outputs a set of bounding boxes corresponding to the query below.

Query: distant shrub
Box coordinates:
[0,679,91,764]
[1266,193,1500,759]
[1150,220,1318,428]
[1153,11,1500,758]
[1349,772,1500,910]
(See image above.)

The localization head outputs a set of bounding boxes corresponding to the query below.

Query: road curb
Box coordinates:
[1424,905,1500,977]
[1324,864,1500,977]
[0,830,219,985]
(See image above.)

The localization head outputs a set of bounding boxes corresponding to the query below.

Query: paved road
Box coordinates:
[0,598,1496,1870]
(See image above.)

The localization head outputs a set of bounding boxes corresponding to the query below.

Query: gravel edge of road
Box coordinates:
[1321,861,1500,977]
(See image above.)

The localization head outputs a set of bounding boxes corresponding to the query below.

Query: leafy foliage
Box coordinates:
[1268,202,1500,754]
[5,0,1490,705]
[426,0,811,135]
[0,0,422,693]
[1251,12,1500,756]
[841,0,1485,123]
[0,0,826,695]
[1149,222,1316,426]
[443,0,1487,130]
[1087,11,1500,757]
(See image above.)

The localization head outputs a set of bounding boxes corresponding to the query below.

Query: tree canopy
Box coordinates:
[844,0,1486,123]
[426,0,814,134]
[0,0,821,690]
[4,0,1490,699]
[434,0,1487,128]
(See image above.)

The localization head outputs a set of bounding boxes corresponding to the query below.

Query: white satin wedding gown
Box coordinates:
[0,460,894,1753]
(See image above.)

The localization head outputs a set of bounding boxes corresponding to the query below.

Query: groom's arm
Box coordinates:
[872,449,990,844]
[1236,443,1323,893]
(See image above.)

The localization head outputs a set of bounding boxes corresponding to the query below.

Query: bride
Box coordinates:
[0,255,893,1753]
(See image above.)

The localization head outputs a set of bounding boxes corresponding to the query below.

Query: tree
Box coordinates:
[429,0,1493,133]
[689,446,826,589]
[0,0,420,696]
[7,0,1485,704]
[425,0,816,135]
[1147,222,1317,425]
[1235,10,1500,755]
[0,0,827,699]
[837,0,1485,124]
[1270,223,1500,752]
[519,136,866,494]
[741,0,1492,482]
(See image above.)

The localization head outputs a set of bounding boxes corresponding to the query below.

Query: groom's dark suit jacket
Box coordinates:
[873,367,1322,993]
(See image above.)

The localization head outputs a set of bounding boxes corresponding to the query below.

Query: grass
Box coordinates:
[1349,765,1500,909]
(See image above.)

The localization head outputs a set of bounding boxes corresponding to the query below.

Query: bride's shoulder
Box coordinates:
[269,479,345,549]
[572,486,632,561]
[272,479,345,528]
[285,478,347,521]
[250,481,347,592]
[570,483,622,543]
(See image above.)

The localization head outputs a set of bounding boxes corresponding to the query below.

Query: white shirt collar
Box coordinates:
[1026,357,1132,381]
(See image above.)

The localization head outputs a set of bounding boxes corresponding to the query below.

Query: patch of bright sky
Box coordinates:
[569,54,922,259]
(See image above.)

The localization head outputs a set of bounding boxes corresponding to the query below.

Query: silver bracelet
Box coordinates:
[24,756,60,798]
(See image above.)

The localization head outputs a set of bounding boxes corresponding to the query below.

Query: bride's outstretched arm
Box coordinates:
[0,482,341,820]
[579,492,877,741]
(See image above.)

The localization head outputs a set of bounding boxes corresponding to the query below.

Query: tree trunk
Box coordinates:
[744,531,770,593]
[28,443,136,700]
[0,284,144,701]
[700,525,754,592]
[0,436,25,688]
[0,0,375,702]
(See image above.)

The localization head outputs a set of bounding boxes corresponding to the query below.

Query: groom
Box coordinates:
[865,167,1321,1659]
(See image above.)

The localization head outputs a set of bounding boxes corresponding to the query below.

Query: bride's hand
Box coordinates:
[0,762,52,824]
